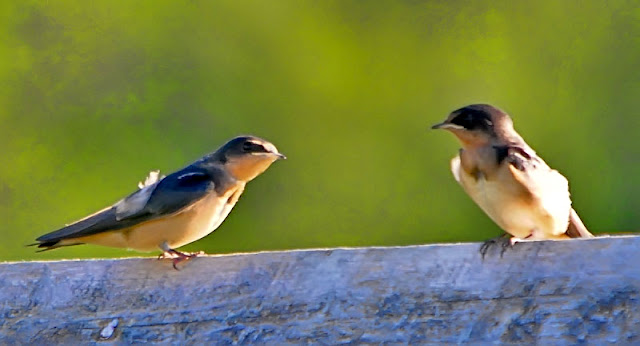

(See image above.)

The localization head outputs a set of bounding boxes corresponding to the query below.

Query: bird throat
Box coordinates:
[225,155,276,182]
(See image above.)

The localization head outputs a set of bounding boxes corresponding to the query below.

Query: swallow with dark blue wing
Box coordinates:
[34,135,285,268]
[432,104,593,256]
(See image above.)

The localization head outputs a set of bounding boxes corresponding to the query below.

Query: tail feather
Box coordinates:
[33,207,122,252]
[33,170,165,252]
[35,207,120,243]
[35,242,84,252]
[565,208,593,238]
[28,238,85,251]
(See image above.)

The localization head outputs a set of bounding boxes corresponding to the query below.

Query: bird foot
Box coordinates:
[510,237,524,245]
[480,234,520,259]
[158,249,205,270]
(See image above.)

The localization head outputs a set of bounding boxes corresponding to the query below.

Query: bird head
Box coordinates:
[212,136,285,182]
[432,104,515,148]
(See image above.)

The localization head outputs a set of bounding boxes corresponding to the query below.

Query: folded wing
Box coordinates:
[36,167,215,247]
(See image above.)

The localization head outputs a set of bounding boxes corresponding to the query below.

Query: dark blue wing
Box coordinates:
[493,145,540,171]
[36,166,215,244]
[129,167,215,218]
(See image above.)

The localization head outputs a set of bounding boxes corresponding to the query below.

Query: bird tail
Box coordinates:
[26,240,84,252]
[31,206,118,252]
[565,208,593,238]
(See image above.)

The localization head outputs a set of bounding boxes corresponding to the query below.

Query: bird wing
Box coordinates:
[499,146,592,238]
[36,166,216,243]
[501,145,573,236]
[499,146,566,196]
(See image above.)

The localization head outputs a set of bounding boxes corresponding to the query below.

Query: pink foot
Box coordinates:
[158,249,205,270]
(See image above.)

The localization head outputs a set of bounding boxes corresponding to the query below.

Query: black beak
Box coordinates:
[431,122,462,130]
[431,122,447,130]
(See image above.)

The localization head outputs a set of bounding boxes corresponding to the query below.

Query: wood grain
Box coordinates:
[1,236,639,344]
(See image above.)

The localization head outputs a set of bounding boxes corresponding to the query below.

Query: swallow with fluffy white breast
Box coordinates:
[432,104,592,255]
[34,135,285,268]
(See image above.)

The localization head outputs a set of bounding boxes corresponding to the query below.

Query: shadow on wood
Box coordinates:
[1,236,639,344]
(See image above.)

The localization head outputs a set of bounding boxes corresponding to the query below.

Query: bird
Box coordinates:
[431,104,592,255]
[33,135,285,268]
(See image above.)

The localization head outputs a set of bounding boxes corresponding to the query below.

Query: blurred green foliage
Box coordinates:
[0,1,638,261]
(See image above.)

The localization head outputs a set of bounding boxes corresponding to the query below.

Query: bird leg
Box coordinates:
[480,232,534,259]
[157,244,204,270]
[510,237,525,245]
[480,233,506,259]
[480,233,515,259]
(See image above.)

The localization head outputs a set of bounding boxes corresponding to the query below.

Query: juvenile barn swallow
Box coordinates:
[34,136,285,268]
[432,104,592,252]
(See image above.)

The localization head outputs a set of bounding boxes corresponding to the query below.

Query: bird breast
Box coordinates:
[451,155,571,239]
[156,184,246,250]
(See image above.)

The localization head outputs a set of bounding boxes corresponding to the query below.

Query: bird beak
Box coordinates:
[274,153,287,160]
[431,122,463,130]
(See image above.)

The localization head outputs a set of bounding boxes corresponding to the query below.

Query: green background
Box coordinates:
[1,1,638,261]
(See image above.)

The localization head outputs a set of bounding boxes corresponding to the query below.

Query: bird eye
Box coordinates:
[464,113,474,125]
[242,141,267,153]
[242,141,254,152]
[451,110,492,131]
[451,113,474,128]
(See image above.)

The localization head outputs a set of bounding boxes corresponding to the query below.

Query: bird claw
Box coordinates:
[158,249,205,270]
[480,234,520,259]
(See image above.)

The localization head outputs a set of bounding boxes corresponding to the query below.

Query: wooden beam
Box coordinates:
[1,236,639,343]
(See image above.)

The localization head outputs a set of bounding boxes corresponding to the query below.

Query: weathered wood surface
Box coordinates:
[1,236,639,344]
